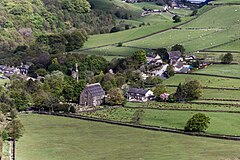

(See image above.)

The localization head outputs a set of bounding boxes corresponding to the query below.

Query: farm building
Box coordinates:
[79,83,105,107]
[19,63,30,75]
[127,88,154,102]
[168,51,182,65]
[146,54,163,66]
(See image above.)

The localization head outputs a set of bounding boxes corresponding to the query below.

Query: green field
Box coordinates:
[210,0,240,4]
[192,51,240,63]
[80,4,240,61]
[164,64,240,101]
[0,78,9,86]
[209,40,240,52]
[164,74,240,88]
[125,102,240,111]
[17,114,240,160]
[194,64,240,77]
[80,107,240,135]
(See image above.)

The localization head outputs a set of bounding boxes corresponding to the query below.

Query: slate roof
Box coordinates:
[19,64,30,70]
[128,88,149,95]
[168,51,182,60]
[85,83,105,97]
[175,60,184,68]
[146,54,157,58]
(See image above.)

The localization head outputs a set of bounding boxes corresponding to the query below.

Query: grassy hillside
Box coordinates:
[210,0,240,4]
[81,4,240,60]
[17,114,240,160]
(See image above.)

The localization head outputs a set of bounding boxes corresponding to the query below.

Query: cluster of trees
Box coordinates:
[173,80,202,101]
[0,0,116,54]
[36,29,88,54]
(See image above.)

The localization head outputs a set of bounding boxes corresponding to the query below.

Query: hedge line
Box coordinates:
[176,72,240,80]
[124,106,240,114]
[167,84,240,90]
[187,101,240,107]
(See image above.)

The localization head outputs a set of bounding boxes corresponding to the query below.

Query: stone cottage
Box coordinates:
[79,83,105,107]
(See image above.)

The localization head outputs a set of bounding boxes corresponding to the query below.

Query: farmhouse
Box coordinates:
[0,63,30,78]
[79,83,105,107]
[127,88,154,102]
[168,51,182,65]
[146,54,163,66]
[0,65,20,78]
[19,63,30,75]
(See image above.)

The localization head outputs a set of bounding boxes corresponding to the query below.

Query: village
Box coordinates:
[1,0,240,159]
[77,48,210,109]
[0,46,210,112]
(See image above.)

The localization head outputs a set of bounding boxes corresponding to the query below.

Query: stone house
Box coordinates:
[19,63,30,75]
[79,83,105,107]
[168,51,182,65]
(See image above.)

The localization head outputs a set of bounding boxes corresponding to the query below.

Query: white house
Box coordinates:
[127,88,154,102]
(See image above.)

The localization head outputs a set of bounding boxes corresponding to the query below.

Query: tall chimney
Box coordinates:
[75,63,79,83]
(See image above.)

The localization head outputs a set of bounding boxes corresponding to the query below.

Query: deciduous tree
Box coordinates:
[185,113,210,132]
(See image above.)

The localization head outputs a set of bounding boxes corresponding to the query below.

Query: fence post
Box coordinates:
[13,138,15,160]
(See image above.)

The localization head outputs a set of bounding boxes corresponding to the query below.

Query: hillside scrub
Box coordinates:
[0,0,115,53]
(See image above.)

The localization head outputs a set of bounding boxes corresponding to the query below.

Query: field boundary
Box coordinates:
[124,106,240,114]
[209,2,240,6]
[198,37,240,51]
[198,50,240,53]
[199,98,240,101]
[166,85,240,90]
[187,101,240,106]
[33,111,240,141]
[175,72,240,80]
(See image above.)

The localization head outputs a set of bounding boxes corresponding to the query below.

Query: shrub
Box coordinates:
[117,42,123,47]
[221,53,233,64]
[172,15,181,23]
[185,113,210,132]
[2,130,9,141]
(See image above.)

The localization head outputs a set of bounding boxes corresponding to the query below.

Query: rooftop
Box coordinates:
[128,88,149,95]
[86,83,105,97]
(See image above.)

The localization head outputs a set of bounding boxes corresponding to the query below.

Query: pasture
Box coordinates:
[79,107,240,135]
[0,78,9,86]
[17,114,240,160]
[193,51,240,63]
[125,102,240,111]
[194,64,240,77]
[164,64,240,101]
[210,0,240,4]
[80,5,240,61]
[164,74,240,88]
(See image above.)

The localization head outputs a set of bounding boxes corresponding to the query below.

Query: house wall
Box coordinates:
[79,90,93,106]
[79,91,104,107]
[128,92,151,102]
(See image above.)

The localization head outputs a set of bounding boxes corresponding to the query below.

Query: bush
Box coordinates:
[2,130,9,141]
[185,113,210,132]
[117,42,123,47]
[172,15,181,23]
[221,53,233,64]
[171,44,185,54]
[190,10,198,16]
